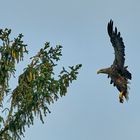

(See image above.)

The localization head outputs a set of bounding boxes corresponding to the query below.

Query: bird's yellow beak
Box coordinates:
[97,70,101,74]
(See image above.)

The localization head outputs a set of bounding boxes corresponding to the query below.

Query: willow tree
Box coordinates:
[0,28,82,140]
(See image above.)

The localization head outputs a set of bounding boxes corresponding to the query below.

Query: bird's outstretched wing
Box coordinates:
[107,20,125,68]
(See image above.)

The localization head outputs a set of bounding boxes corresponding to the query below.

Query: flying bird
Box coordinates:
[97,20,132,103]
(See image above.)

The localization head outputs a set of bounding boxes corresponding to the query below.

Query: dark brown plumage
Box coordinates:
[97,20,132,103]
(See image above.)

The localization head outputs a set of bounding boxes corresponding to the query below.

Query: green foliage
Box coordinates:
[0,29,82,140]
[0,28,28,105]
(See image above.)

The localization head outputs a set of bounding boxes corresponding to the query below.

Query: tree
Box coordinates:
[0,28,82,140]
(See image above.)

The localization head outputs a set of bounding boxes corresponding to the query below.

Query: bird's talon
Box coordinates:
[119,92,124,103]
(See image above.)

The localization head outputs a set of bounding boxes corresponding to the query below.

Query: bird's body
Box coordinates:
[97,20,132,103]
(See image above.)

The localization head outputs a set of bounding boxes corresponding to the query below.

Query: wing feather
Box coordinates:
[107,20,125,68]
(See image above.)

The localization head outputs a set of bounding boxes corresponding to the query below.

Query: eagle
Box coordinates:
[97,20,132,103]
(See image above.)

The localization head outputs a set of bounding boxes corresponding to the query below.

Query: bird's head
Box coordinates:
[97,67,111,75]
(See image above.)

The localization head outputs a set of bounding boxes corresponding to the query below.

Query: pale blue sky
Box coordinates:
[0,0,140,140]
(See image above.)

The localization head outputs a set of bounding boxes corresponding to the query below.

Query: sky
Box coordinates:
[0,0,140,140]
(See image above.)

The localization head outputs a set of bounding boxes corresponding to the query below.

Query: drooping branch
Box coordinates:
[0,29,28,105]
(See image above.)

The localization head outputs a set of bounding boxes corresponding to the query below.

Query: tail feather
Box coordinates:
[124,91,129,101]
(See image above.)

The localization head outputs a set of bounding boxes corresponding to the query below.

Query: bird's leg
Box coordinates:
[119,91,124,103]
